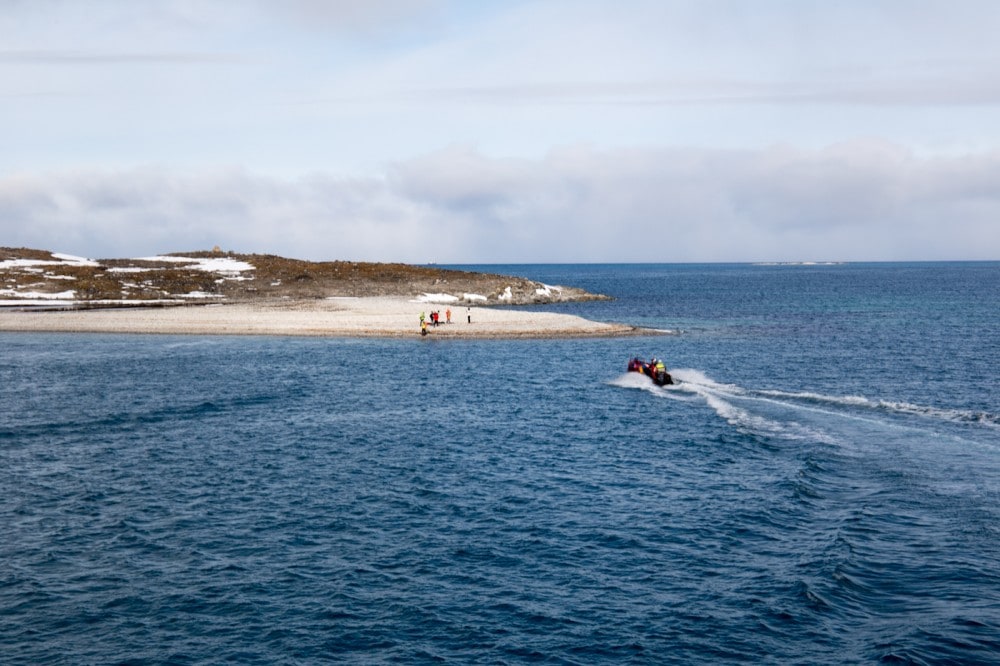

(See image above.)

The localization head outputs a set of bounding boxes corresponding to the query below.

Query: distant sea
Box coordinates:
[2,262,998,664]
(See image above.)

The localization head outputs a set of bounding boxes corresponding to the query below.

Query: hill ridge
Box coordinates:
[0,247,610,307]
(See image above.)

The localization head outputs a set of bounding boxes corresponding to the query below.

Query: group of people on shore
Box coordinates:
[419,307,474,335]
[420,309,451,335]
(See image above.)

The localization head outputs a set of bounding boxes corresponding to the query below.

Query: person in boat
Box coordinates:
[654,359,667,383]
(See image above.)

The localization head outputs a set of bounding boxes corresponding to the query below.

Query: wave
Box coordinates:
[0,393,282,443]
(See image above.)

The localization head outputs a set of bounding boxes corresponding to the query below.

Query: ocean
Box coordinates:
[2,262,998,664]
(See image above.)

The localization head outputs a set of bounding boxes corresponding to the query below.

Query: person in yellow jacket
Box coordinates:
[653,359,667,384]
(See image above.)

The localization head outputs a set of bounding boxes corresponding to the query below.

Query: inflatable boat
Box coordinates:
[627,357,674,386]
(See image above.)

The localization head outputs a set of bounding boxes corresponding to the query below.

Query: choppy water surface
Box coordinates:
[2,263,998,664]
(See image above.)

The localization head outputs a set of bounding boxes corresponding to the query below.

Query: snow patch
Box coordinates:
[135,255,189,263]
[534,283,564,298]
[0,289,76,299]
[0,260,49,270]
[135,256,255,274]
[107,267,153,273]
[415,292,459,303]
[51,253,99,266]
[191,257,255,274]
[0,299,77,307]
[0,254,100,273]
[1,255,98,269]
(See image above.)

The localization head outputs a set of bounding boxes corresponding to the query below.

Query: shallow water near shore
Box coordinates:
[2,262,999,664]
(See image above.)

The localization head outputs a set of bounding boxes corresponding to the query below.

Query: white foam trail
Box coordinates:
[613,367,998,442]
[757,389,1000,429]
[758,389,870,406]
[670,368,744,393]
[665,369,829,440]
[700,389,778,433]
[608,372,697,401]
[609,372,660,392]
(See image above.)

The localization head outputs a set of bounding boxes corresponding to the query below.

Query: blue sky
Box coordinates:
[2,0,999,262]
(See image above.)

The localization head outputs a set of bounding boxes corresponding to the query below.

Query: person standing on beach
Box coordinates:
[446,308,451,324]
[420,311,425,327]
[467,307,471,324]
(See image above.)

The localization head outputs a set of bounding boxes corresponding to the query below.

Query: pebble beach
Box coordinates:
[0,297,641,339]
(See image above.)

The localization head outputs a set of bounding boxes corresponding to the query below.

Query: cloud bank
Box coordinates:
[3,2,1000,263]
[3,140,997,263]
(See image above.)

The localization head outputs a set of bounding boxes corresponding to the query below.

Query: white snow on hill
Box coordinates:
[1,253,256,306]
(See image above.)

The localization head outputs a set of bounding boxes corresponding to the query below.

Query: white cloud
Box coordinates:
[5,1,1000,176]
[2,141,998,262]
[2,2,1000,262]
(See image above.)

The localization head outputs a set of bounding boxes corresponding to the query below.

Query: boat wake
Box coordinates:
[754,388,1000,429]
[612,368,1000,446]
[667,370,838,443]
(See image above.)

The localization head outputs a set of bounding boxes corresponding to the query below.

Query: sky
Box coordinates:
[2,0,1000,263]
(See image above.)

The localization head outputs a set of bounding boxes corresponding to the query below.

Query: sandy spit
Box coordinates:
[0,297,646,339]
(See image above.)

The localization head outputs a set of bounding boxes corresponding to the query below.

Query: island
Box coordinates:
[0,248,644,338]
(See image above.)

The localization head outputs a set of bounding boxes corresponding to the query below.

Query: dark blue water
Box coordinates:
[2,263,998,664]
